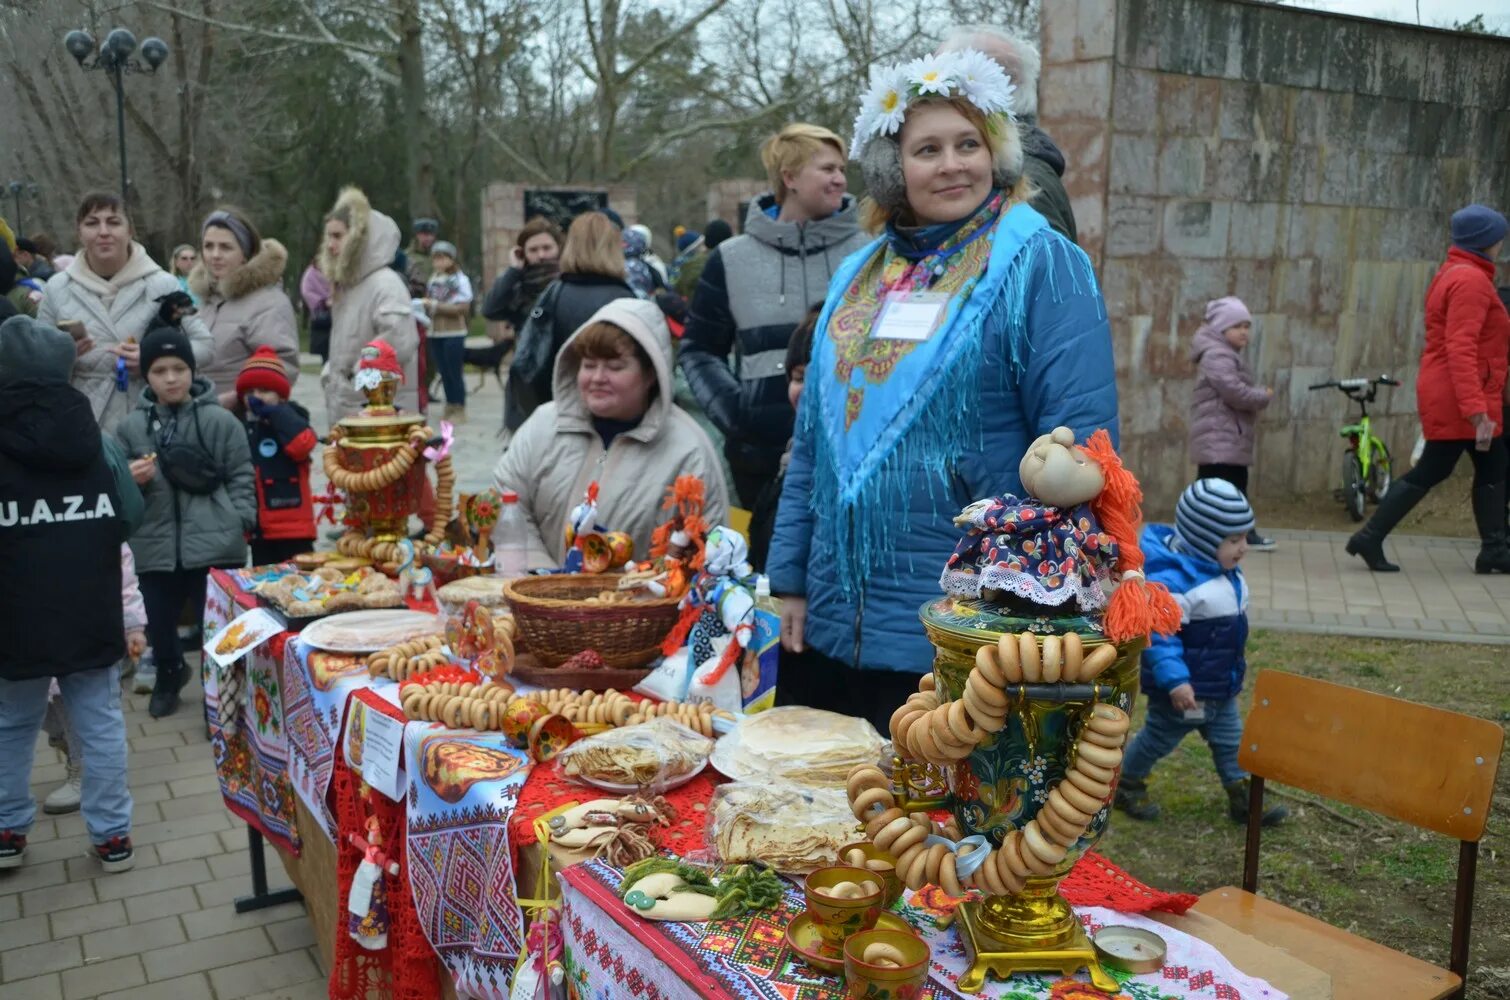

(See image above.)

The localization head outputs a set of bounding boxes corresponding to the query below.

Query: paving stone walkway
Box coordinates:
[0,668,325,999]
[1244,529,1510,644]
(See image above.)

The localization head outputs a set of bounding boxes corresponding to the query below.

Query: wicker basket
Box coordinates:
[421,551,492,587]
[502,574,682,669]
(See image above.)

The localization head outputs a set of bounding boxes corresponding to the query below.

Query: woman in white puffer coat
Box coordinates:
[38,191,213,434]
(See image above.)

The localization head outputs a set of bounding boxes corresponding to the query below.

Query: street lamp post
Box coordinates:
[64,28,169,201]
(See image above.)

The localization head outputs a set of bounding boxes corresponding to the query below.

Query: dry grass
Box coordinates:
[1096,629,1510,999]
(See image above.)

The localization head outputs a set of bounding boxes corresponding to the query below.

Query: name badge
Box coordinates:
[869,291,948,342]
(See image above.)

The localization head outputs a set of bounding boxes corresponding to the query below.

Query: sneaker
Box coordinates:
[92,835,136,873]
[0,830,25,869]
[1246,529,1276,551]
[43,760,83,814]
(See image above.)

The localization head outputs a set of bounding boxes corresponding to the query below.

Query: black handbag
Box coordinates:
[505,280,564,430]
[146,409,225,496]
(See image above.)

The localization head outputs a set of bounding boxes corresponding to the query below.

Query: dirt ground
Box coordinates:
[1096,630,1510,999]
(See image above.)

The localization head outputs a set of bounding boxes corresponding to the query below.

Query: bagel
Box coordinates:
[966,668,1009,709]
[890,823,928,859]
[996,634,1023,683]
[1079,644,1118,680]
[866,807,906,841]
[1074,739,1123,769]
[1017,632,1042,682]
[975,645,1006,687]
[1035,800,1086,845]
[1046,787,1095,827]
[938,852,963,897]
[1071,757,1118,785]
[1021,821,1069,869]
[1064,767,1113,803]
[847,765,889,802]
[874,815,915,854]
[1086,705,1131,737]
[1061,632,1084,682]
[1057,778,1105,815]
[1000,831,1034,878]
[852,786,894,822]
[1080,727,1126,750]
[993,848,1028,894]
[1041,634,1063,683]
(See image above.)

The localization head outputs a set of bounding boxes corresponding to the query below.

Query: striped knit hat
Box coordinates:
[235,345,291,398]
[1174,479,1254,562]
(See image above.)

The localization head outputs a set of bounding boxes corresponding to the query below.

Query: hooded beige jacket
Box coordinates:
[493,298,730,568]
[37,243,214,434]
[319,188,421,421]
[188,239,300,409]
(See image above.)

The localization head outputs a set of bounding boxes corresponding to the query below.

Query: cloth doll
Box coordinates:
[941,427,1180,643]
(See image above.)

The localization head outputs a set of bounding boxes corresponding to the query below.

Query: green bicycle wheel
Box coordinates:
[1344,450,1366,522]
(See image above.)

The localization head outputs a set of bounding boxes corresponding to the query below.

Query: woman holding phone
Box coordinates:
[38,192,213,433]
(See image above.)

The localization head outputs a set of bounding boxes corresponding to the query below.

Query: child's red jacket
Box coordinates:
[246,400,318,541]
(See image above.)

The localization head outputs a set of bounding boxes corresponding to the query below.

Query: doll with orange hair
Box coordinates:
[940,427,1179,643]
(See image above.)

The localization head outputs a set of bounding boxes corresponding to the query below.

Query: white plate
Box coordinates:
[570,758,708,794]
[299,610,447,653]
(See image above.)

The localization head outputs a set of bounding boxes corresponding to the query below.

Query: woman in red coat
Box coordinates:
[1349,205,1509,573]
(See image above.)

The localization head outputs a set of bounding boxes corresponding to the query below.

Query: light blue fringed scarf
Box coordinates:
[804,196,1093,598]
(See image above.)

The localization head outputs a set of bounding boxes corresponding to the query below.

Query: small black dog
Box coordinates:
[143,290,197,338]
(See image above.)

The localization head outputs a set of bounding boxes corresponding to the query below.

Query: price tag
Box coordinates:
[869,291,948,342]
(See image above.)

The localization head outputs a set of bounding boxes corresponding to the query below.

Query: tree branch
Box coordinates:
[615,0,731,84]
[614,100,793,177]
[479,120,553,183]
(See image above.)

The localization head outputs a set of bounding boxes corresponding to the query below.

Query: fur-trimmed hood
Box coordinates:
[187,239,288,303]
[319,186,402,289]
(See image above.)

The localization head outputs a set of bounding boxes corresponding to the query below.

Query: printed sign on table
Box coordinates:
[205,607,284,668]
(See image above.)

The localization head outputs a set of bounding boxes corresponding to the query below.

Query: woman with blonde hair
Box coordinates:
[766,52,1118,725]
[505,211,635,431]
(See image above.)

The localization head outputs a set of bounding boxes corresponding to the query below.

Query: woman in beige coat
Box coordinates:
[319,187,421,421]
[189,208,300,410]
[494,297,729,568]
[38,191,213,434]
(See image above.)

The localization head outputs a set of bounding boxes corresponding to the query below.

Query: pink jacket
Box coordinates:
[1188,325,1270,466]
[121,544,146,632]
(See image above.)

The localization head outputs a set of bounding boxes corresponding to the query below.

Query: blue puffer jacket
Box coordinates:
[1139,524,1249,702]
[766,208,1119,674]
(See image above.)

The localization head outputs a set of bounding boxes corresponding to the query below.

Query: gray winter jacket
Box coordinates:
[113,377,255,572]
[679,193,869,481]
[1188,325,1270,467]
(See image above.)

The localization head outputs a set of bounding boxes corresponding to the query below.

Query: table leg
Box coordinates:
[234,825,305,913]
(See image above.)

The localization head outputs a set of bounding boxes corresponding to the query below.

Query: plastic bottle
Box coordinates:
[492,490,529,578]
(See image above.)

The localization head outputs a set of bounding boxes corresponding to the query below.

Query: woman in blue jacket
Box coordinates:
[766,51,1119,728]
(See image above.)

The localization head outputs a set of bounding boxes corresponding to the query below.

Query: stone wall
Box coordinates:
[1039,0,1510,509]
[706,179,768,231]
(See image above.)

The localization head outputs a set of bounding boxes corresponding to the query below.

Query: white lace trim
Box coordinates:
[940,566,1110,610]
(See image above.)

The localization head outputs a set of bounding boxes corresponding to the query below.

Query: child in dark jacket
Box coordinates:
[237,346,317,565]
[747,304,820,573]
[1114,478,1288,826]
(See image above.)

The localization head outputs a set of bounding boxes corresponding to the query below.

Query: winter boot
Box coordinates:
[43,759,83,814]
[1224,778,1289,826]
[1472,478,1510,574]
[1245,529,1276,551]
[1114,777,1161,821]
[148,664,183,719]
[1345,481,1427,572]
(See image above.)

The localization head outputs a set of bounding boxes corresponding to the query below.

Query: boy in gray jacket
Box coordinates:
[114,327,255,717]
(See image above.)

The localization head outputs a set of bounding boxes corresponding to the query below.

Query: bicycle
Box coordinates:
[1309,376,1399,522]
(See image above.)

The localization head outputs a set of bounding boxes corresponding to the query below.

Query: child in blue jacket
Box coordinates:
[1114,479,1287,826]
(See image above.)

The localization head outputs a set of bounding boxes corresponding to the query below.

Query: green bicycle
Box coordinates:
[1309,376,1400,521]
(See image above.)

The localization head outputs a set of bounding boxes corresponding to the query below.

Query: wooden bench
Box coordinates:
[1192,670,1503,999]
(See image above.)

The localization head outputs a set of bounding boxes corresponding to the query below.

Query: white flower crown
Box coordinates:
[850,49,1017,158]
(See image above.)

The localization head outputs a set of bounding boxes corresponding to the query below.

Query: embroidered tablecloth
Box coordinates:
[404,722,534,998]
[204,570,302,855]
[557,860,1285,1000]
